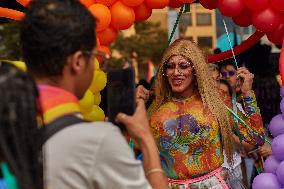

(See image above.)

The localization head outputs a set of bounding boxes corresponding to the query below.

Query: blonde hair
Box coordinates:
[153,39,235,164]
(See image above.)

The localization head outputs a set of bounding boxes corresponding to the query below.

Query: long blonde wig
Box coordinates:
[153,39,235,164]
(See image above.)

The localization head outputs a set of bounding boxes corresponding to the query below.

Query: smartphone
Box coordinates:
[107,68,136,132]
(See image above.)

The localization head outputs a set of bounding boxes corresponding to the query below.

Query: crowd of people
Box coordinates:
[0,0,281,189]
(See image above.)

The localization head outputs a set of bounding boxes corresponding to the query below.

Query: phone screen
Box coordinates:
[107,68,136,131]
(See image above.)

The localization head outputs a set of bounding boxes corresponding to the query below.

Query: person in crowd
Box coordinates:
[138,39,264,188]
[0,62,43,189]
[20,0,168,188]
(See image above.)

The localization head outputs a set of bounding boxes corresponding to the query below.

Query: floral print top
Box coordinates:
[149,92,264,179]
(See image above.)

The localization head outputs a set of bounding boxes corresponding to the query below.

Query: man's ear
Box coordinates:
[67,51,85,74]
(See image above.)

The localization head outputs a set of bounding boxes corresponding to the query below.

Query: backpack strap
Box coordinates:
[38,114,87,146]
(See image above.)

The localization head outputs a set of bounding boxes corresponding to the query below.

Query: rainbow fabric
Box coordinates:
[149,92,264,180]
[38,85,81,125]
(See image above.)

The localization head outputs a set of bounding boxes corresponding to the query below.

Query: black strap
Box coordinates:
[38,115,87,146]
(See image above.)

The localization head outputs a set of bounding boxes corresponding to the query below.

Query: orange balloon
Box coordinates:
[180,0,196,3]
[168,0,184,8]
[96,37,101,47]
[134,3,152,22]
[110,1,135,30]
[16,0,31,7]
[0,7,24,21]
[89,4,111,32]
[96,0,117,6]
[97,46,111,63]
[80,0,96,7]
[97,27,117,46]
[144,0,170,9]
[121,0,144,7]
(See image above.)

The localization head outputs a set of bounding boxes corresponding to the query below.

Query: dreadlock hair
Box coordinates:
[0,62,43,189]
[153,39,235,165]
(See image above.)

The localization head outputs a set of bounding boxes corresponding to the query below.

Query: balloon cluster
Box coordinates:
[252,87,284,189]
[79,58,107,121]
[196,0,284,45]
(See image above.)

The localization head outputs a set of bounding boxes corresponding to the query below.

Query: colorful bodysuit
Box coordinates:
[149,92,264,180]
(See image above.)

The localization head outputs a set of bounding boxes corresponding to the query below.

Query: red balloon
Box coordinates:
[96,0,116,6]
[244,0,269,11]
[219,0,245,17]
[110,1,135,30]
[200,0,218,10]
[168,0,184,8]
[134,3,152,22]
[121,0,144,7]
[232,8,252,27]
[144,0,170,9]
[16,0,31,7]
[253,8,281,32]
[271,0,284,12]
[267,19,284,45]
[179,0,195,3]
[97,27,117,46]
[89,4,111,32]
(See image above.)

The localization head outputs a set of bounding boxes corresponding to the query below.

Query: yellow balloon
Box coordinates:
[83,105,105,121]
[93,92,101,105]
[94,58,100,70]
[2,60,27,71]
[89,70,107,94]
[79,90,94,111]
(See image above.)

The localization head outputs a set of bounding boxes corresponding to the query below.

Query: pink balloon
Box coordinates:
[200,0,219,10]
[244,0,269,11]
[271,0,284,12]
[219,0,244,17]
[253,8,281,32]
[233,8,252,27]
[267,20,284,45]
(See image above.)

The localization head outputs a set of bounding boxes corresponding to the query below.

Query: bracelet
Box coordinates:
[145,168,164,177]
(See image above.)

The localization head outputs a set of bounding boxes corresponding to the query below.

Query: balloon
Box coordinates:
[253,8,281,33]
[93,92,102,105]
[121,0,144,7]
[276,161,284,185]
[96,37,101,47]
[0,7,24,21]
[80,0,96,7]
[83,105,105,121]
[232,8,253,27]
[134,3,152,22]
[281,87,284,97]
[280,40,284,87]
[269,114,284,137]
[272,134,284,161]
[97,27,117,46]
[271,0,284,12]
[79,90,95,111]
[219,0,245,17]
[200,0,219,10]
[244,0,269,11]
[96,0,116,6]
[264,155,281,174]
[281,98,284,114]
[179,0,195,3]
[89,70,107,93]
[168,0,184,8]
[110,1,135,30]
[267,19,284,45]
[89,4,111,32]
[252,173,282,189]
[144,0,170,9]
[16,0,31,7]
[4,60,27,72]
[97,45,111,63]
[94,58,100,70]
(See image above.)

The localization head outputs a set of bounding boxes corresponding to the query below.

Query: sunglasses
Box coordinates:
[221,70,236,77]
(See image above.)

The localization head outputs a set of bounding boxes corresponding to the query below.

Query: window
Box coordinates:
[180,13,192,26]
[197,36,213,48]
[196,13,212,26]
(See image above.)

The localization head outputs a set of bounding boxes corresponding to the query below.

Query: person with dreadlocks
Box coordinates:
[20,0,168,189]
[0,62,43,189]
[137,39,265,188]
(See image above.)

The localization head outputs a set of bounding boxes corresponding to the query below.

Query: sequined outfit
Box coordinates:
[149,92,264,180]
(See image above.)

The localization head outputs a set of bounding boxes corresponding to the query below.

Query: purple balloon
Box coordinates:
[272,134,284,161]
[281,99,284,115]
[281,87,284,97]
[252,173,282,189]
[269,114,284,137]
[265,155,281,174]
[276,161,284,185]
